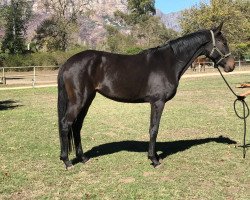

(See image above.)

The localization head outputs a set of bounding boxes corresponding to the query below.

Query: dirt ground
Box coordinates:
[0,69,58,87]
[0,65,249,88]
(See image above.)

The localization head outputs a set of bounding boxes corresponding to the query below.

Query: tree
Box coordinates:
[0,6,6,28]
[35,0,90,51]
[0,6,6,51]
[127,0,155,25]
[105,25,138,53]
[113,0,177,50]
[1,0,32,54]
[35,18,62,51]
[180,0,250,55]
[134,17,178,47]
[115,0,156,25]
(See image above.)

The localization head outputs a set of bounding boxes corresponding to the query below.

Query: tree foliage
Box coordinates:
[111,0,177,52]
[180,0,250,56]
[35,18,63,51]
[127,0,156,24]
[0,6,6,28]
[1,0,32,54]
[35,0,89,51]
[115,0,155,26]
[133,17,177,47]
[105,25,141,54]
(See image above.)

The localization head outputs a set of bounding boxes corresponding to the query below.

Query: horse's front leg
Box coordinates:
[148,100,165,167]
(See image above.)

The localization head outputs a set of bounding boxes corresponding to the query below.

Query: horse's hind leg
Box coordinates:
[72,92,96,164]
[60,102,83,169]
[60,86,95,169]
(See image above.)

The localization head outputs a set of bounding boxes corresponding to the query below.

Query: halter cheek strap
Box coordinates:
[209,30,231,65]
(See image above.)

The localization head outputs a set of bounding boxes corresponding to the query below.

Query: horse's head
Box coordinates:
[205,23,235,72]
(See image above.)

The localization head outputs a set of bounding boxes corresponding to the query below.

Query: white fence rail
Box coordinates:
[0,66,58,86]
[189,60,250,72]
[0,61,249,87]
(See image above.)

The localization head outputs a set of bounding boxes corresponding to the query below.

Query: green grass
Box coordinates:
[1,74,250,199]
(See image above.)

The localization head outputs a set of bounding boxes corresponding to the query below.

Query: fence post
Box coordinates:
[32,66,36,87]
[2,67,6,85]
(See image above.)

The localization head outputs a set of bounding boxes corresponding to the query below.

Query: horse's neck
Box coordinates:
[170,31,210,79]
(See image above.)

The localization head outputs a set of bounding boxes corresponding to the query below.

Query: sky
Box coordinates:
[155,0,210,14]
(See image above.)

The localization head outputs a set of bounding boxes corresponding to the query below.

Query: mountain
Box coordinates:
[28,0,129,45]
[0,0,128,45]
[1,0,181,46]
[156,9,181,32]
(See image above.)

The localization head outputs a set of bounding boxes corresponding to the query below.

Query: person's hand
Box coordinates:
[240,84,250,88]
[237,95,246,100]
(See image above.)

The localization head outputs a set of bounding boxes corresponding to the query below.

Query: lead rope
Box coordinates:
[217,67,250,158]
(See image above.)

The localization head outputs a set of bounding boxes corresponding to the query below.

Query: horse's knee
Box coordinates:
[149,126,159,137]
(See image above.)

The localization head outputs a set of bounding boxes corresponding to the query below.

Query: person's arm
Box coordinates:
[240,84,250,88]
[240,90,250,97]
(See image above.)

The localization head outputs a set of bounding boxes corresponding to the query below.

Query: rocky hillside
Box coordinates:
[28,0,129,45]
[1,0,180,46]
[156,9,181,32]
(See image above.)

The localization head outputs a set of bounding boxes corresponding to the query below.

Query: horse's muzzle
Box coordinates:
[224,57,235,72]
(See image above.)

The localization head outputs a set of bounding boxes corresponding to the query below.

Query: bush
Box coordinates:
[31,53,58,66]
[125,47,144,55]
[0,47,87,71]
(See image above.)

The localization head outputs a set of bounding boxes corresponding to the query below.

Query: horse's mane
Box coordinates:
[139,43,169,54]
[139,30,210,56]
[169,30,210,56]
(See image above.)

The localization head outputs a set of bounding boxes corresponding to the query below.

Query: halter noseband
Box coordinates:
[209,30,231,65]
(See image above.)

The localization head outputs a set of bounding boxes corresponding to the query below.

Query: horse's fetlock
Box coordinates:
[60,155,68,161]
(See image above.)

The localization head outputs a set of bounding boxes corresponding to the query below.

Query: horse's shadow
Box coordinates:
[73,136,236,165]
[0,100,21,111]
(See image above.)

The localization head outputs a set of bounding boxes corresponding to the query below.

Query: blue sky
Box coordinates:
[155,0,210,14]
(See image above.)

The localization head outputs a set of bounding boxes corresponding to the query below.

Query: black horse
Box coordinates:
[58,23,235,169]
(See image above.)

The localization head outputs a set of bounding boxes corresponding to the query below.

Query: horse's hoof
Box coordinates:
[153,162,161,168]
[81,156,90,164]
[66,165,74,170]
[64,160,73,170]
[155,154,160,161]
[149,156,161,168]
[76,156,90,164]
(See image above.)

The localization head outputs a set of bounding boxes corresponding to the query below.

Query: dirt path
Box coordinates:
[0,70,249,91]
[182,70,250,78]
[0,84,57,91]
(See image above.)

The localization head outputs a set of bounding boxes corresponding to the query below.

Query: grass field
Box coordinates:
[0,74,250,199]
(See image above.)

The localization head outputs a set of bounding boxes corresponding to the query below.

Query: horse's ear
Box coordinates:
[213,22,223,34]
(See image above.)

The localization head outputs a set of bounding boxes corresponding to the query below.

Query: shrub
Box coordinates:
[125,47,144,55]
[0,47,87,71]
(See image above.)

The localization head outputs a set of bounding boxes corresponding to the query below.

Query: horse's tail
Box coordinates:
[57,70,73,154]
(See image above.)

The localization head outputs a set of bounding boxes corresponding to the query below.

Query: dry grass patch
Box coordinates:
[1,74,250,199]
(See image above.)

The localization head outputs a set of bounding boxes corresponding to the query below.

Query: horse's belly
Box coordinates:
[96,79,145,103]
